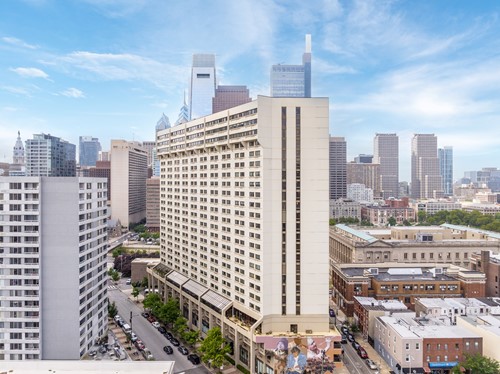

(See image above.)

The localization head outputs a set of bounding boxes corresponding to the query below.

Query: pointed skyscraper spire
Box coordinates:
[156,113,171,132]
[175,91,189,125]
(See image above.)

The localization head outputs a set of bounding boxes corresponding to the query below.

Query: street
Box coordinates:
[108,281,210,374]
[341,339,374,374]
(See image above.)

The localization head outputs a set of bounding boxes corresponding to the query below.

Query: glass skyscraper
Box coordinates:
[189,54,216,120]
[438,146,453,196]
[79,136,101,167]
[270,34,311,98]
[26,133,76,177]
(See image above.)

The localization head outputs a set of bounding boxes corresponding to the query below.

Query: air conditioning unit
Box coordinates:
[434,268,443,275]
[370,268,379,275]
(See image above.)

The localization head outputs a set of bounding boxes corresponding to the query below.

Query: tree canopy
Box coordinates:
[452,353,500,374]
[199,327,232,368]
[419,209,500,232]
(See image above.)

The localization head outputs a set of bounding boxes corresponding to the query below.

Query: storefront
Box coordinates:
[427,362,458,374]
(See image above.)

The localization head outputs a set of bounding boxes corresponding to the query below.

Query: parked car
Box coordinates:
[351,341,360,350]
[134,339,145,351]
[340,334,347,344]
[158,326,167,334]
[141,312,149,318]
[170,338,180,347]
[357,347,368,359]
[178,346,189,355]
[187,353,201,364]
[341,326,349,335]
[365,359,378,370]
[152,321,161,329]
[163,345,173,354]
[130,332,138,342]
[347,333,355,342]
[163,331,173,340]
[126,278,131,285]
[147,315,156,323]
[114,315,122,323]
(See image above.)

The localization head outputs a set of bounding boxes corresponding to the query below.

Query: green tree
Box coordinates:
[182,329,200,347]
[157,298,180,327]
[199,327,231,368]
[108,268,120,283]
[329,218,336,226]
[141,276,149,288]
[132,287,140,302]
[387,217,397,226]
[417,211,427,224]
[173,316,188,335]
[402,219,412,226]
[452,353,500,374]
[143,292,162,313]
[108,301,118,319]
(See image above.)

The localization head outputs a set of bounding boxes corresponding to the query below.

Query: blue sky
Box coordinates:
[1,0,500,181]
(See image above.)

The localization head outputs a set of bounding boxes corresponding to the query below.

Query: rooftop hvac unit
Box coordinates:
[370,268,379,275]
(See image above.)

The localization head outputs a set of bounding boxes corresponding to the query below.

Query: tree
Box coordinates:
[143,292,162,313]
[387,217,397,226]
[417,211,427,224]
[183,329,200,347]
[452,353,500,374]
[173,316,188,335]
[108,268,120,283]
[199,327,231,368]
[329,218,336,226]
[132,287,140,302]
[157,298,181,327]
[108,301,118,319]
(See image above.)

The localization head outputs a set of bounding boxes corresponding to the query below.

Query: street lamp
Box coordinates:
[129,311,140,331]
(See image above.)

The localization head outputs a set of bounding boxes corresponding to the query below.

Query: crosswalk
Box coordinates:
[108,284,118,290]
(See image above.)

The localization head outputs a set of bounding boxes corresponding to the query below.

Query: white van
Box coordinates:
[122,323,131,334]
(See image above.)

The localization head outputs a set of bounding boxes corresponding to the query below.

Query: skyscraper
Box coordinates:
[25,133,76,177]
[0,176,108,360]
[329,136,347,200]
[270,34,312,98]
[373,133,399,198]
[438,146,453,196]
[411,134,443,199]
[150,96,342,373]
[189,54,216,120]
[78,136,101,167]
[110,140,148,227]
[347,162,380,196]
[212,85,251,113]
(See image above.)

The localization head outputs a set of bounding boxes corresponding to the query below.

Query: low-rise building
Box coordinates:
[457,314,500,361]
[470,250,500,297]
[374,313,482,374]
[329,224,500,267]
[353,296,409,343]
[361,204,414,225]
[329,198,361,221]
[331,263,486,317]
[462,203,500,215]
[411,200,462,216]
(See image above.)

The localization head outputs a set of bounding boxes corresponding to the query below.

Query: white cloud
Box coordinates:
[10,67,49,79]
[2,36,38,49]
[60,87,85,98]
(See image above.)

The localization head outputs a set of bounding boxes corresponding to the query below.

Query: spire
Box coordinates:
[175,95,189,125]
[13,130,25,165]
[156,113,171,132]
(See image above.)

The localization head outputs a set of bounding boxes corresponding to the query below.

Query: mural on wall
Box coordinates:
[256,336,338,374]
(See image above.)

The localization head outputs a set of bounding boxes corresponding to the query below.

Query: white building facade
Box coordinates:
[151,96,340,372]
[0,177,108,360]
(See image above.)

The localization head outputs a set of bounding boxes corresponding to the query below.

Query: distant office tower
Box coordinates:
[151,96,341,373]
[78,136,101,167]
[373,133,399,198]
[411,134,443,199]
[271,34,312,98]
[10,131,26,176]
[146,177,160,232]
[156,113,171,132]
[212,85,251,113]
[189,54,216,120]
[110,140,148,228]
[329,136,347,199]
[25,133,76,177]
[0,176,108,360]
[347,162,380,196]
[98,151,110,162]
[354,154,373,163]
[141,141,156,167]
[153,114,171,176]
[438,146,453,196]
[89,160,111,199]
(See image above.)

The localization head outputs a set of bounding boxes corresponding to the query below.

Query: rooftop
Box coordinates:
[0,361,175,374]
[335,224,378,243]
[355,296,408,311]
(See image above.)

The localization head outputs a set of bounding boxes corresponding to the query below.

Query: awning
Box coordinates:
[428,362,458,369]
[182,279,208,300]
[166,270,189,287]
[201,290,231,313]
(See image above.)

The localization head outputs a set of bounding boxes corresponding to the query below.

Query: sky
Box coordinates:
[1,0,500,181]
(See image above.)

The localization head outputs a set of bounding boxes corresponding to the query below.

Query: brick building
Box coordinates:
[470,250,500,297]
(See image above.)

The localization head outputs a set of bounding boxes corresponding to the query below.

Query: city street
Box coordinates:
[108,281,210,374]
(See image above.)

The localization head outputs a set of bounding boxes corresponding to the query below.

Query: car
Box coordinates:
[187,353,201,365]
[116,319,124,327]
[158,326,167,334]
[357,347,368,359]
[170,338,180,347]
[88,350,97,357]
[126,278,131,285]
[163,331,173,340]
[147,315,156,323]
[347,333,355,342]
[163,345,173,354]
[178,346,189,355]
[114,315,122,322]
[352,341,360,350]
[152,321,161,328]
[365,359,378,370]
[141,312,150,318]
[130,332,138,342]
[134,339,145,351]
[99,345,107,354]
[341,326,349,335]
[329,308,336,318]
[340,334,347,344]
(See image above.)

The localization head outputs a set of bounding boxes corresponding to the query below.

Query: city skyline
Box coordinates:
[1,1,500,180]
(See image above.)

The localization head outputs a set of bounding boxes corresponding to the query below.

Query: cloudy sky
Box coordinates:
[1,0,499,180]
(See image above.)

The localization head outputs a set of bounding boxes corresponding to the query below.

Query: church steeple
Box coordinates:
[13,130,25,165]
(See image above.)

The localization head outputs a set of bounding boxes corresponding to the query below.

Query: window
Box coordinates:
[416,343,420,350]
[405,343,410,350]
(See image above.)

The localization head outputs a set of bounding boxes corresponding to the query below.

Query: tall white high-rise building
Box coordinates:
[0,176,108,360]
[411,134,443,199]
[189,54,216,120]
[438,146,453,196]
[110,140,148,228]
[150,96,342,372]
[373,133,399,198]
[26,134,76,177]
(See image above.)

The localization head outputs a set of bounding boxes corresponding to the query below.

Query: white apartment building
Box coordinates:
[110,140,148,228]
[150,96,342,372]
[412,200,462,216]
[0,177,108,360]
[347,183,374,203]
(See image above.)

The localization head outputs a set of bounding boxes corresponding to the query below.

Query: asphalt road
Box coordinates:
[108,281,210,374]
[342,340,374,374]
